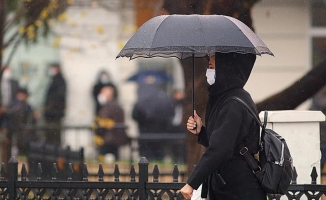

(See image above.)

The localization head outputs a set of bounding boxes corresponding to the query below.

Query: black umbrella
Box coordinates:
[116,14,274,115]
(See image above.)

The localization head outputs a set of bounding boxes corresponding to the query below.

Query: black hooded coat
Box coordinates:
[187,53,266,200]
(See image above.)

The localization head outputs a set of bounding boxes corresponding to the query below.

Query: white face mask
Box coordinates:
[2,69,11,80]
[48,68,57,76]
[100,75,110,84]
[206,69,216,85]
[97,94,107,105]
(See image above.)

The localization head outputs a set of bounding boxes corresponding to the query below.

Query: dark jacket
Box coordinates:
[96,100,129,147]
[132,84,175,133]
[187,52,266,200]
[8,98,36,153]
[44,73,66,121]
[93,82,117,114]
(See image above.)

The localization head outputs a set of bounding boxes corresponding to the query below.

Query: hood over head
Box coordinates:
[208,52,256,96]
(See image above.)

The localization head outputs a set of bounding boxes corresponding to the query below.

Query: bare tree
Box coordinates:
[0,0,69,67]
[256,59,326,112]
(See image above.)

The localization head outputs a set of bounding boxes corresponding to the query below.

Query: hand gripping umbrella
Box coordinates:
[116,14,274,116]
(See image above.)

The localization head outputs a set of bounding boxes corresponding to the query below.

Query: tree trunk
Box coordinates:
[161,0,209,175]
[0,0,6,67]
[0,0,9,166]
[256,59,326,112]
[180,57,208,175]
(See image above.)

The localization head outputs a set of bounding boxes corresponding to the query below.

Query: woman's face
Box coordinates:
[208,55,215,69]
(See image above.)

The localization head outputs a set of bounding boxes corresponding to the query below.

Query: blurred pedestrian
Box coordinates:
[7,88,36,155]
[131,73,175,161]
[1,66,19,110]
[93,84,129,162]
[92,70,117,115]
[43,63,66,146]
[137,57,186,131]
[135,58,187,162]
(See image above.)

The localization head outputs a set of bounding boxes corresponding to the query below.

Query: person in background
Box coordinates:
[93,84,129,162]
[135,58,186,162]
[7,88,36,155]
[92,70,117,115]
[136,57,185,131]
[1,66,19,110]
[132,74,175,161]
[43,63,66,146]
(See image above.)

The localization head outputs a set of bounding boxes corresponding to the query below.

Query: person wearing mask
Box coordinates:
[43,63,66,146]
[92,70,117,115]
[181,53,266,200]
[1,66,19,110]
[93,85,129,162]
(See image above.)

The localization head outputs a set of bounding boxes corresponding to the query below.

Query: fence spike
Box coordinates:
[37,163,42,181]
[130,164,136,182]
[98,164,104,182]
[1,163,5,181]
[82,163,88,181]
[172,164,179,183]
[114,164,120,182]
[21,164,27,181]
[311,166,318,184]
[139,157,148,164]
[138,157,149,200]
[291,166,297,185]
[153,165,159,183]
[51,163,58,181]
[67,163,73,181]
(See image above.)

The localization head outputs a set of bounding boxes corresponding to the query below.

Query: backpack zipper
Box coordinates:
[280,143,285,166]
[274,143,285,166]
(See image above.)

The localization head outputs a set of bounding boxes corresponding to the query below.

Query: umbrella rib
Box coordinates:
[196,16,208,56]
[149,15,172,57]
[224,16,273,56]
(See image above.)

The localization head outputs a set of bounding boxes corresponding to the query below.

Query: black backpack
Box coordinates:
[230,97,294,195]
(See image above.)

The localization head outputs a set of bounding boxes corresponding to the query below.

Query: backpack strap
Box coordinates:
[237,142,261,173]
[228,96,265,128]
[228,96,263,173]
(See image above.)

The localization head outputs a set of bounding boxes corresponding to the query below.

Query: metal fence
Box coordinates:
[28,141,84,180]
[0,156,326,200]
[0,156,184,199]
[30,124,186,163]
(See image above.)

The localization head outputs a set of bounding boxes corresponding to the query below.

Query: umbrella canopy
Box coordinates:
[116,14,274,59]
[116,14,274,118]
[127,70,173,84]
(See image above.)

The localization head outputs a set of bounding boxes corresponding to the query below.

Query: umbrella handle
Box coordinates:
[192,54,195,119]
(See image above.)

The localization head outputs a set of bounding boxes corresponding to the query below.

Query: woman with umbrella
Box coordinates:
[181,52,266,200]
[116,14,273,200]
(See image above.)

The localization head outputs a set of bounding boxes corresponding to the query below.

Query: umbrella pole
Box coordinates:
[192,53,195,118]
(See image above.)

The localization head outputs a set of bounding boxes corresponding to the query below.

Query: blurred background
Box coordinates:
[0,0,326,177]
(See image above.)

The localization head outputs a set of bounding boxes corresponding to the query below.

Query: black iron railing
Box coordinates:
[1,157,325,199]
